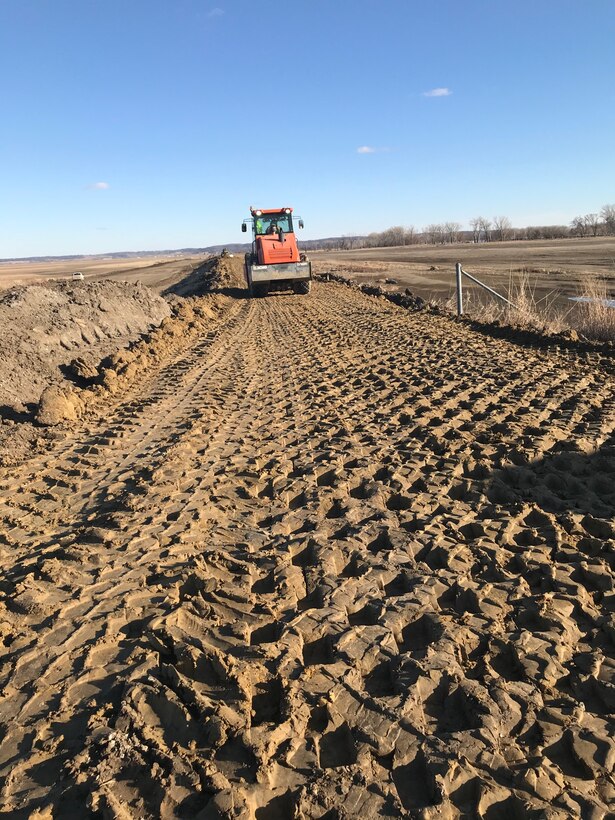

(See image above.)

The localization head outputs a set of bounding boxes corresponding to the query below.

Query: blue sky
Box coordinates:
[1,0,614,257]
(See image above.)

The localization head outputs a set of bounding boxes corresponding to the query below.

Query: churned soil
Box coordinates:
[0,259,614,817]
[0,277,200,465]
[0,279,171,413]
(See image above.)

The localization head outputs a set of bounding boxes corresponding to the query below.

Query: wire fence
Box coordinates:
[455,262,518,316]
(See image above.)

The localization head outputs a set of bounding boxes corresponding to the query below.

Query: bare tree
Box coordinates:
[492,216,512,241]
[571,216,587,237]
[362,226,416,247]
[584,213,601,237]
[526,225,565,240]
[424,224,439,245]
[601,204,615,235]
[444,221,461,244]
[391,226,407,246]
[405,225,416,245]
[470,217,481,243]
[478,217,492,242]
[378,226,404,246]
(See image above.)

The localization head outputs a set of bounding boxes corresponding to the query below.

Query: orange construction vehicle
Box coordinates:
[241,206,312,296]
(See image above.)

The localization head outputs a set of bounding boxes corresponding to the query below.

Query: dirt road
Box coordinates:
[1,281,614,817]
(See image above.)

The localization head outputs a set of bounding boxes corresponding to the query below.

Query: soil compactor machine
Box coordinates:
[242,207,312,297]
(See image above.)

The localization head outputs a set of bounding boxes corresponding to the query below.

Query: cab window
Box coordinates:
[255,214,292,235]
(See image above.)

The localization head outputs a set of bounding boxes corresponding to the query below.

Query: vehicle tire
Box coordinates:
[246,253,261,297]
[297,280,311,295]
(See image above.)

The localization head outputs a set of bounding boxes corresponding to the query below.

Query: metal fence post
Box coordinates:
[452,264,518,315]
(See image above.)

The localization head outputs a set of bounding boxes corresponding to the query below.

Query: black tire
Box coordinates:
[295,280,311,295]
[245,253,252,295]
[252,282,269,298]
[246,253,265,298]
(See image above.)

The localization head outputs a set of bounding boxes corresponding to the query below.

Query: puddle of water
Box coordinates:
[569,296,615,308]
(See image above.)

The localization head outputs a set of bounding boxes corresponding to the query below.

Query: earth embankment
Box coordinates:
[0,279,171,413]
[0,273,614,817]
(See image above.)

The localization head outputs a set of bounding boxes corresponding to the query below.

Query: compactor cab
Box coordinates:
[242,207,312,297]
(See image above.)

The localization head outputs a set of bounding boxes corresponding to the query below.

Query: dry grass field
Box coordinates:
[312,236,615,313]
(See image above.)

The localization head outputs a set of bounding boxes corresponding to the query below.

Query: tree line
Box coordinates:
[323,203,615,250]
[571,205,615,237]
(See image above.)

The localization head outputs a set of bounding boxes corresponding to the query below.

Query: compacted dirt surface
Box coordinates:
[1,266,614,818]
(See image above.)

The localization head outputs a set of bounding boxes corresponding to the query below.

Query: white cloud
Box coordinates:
[357,146,391,154]
[423,87,452,97]
[207,7,224,17]
[88,181,110,190]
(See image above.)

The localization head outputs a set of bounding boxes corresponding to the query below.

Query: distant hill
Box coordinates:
[0,236,366,264]
[0,248,215,263]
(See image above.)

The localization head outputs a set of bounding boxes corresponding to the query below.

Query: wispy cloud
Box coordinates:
[423,87,452,97]
[88,181,110,190]
[207,7,224,17]
[357,145,390,154]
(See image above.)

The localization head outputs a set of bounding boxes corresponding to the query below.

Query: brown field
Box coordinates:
[311,236,615,312]
[0,254,208,294]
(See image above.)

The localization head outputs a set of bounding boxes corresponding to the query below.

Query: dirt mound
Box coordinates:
[320,270,441,312]
[0,280,171,414]
[36,384,85,426]
[164,255,245,297]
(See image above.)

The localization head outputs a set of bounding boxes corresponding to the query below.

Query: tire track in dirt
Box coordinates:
[1,283,614,818]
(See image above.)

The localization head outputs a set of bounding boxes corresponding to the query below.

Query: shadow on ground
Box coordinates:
[487,437,615,520]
